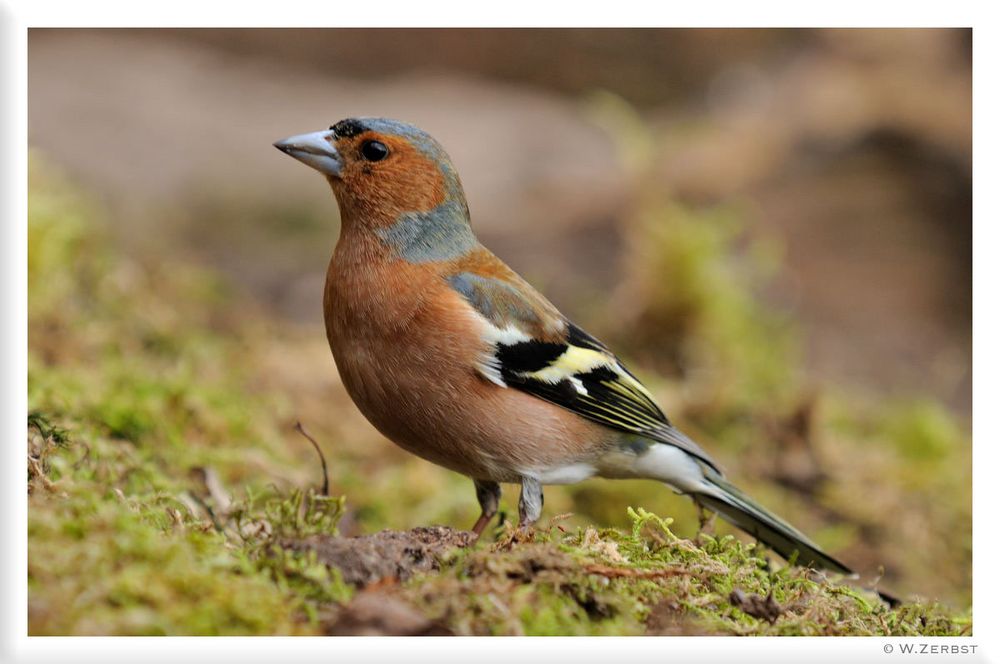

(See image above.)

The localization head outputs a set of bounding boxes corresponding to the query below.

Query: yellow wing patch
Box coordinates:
[525,346,617,385]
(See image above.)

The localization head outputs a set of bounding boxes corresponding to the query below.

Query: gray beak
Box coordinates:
[273,129,342,177]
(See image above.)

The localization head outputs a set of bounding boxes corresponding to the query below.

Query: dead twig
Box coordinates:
[295,421,329,497]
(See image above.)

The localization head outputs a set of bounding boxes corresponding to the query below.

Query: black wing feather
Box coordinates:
[448,272,721,473]
[499,326,721,473]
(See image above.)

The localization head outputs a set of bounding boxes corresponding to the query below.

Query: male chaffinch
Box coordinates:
[274,117,850,575]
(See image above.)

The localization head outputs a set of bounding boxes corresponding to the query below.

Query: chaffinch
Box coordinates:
[273,117,850,575]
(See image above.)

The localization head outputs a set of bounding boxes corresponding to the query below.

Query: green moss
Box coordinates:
[392,507,966,636]
[29,494,304,635]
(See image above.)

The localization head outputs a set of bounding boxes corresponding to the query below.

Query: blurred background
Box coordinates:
[29,28,972,410]
[28,28,971,628]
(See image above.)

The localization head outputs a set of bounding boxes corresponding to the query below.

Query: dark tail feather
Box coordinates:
[875,587,902,608]
[696,473,852,574]
[694,473,902,606]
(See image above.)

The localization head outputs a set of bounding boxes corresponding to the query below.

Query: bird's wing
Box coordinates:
[446,269,722,473]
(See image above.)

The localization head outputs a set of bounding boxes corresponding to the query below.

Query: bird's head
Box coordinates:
[274,118,475,260]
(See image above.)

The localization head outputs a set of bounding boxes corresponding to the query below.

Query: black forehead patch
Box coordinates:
[330,118,368,138]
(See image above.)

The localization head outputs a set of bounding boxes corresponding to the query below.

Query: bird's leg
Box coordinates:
[470,479,501,539]
[515,477,543,541]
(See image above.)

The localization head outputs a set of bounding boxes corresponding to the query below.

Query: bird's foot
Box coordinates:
[513,524,535,543]
[494,524,535,550]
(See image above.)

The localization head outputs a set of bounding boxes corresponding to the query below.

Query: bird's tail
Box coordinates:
[693,471,852,575]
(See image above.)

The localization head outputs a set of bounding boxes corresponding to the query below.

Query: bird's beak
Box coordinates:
[273,129,342,178]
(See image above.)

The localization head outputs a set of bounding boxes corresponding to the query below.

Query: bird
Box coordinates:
[274,116,855,579]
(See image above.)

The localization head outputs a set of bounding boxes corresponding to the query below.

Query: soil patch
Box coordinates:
[281,526,475,587]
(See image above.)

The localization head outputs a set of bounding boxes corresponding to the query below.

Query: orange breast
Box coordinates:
[322,244,606,482]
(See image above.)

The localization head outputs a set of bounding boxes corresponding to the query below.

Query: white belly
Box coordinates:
[523,462,598,485]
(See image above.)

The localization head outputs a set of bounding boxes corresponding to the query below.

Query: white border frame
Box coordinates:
[4,2,993,662]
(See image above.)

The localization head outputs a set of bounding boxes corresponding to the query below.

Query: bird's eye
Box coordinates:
[360,140,389,162]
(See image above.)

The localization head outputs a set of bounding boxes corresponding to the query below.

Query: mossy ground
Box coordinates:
[27,156,971,635]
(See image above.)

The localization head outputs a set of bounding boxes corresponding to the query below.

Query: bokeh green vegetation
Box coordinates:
[27,150,970,635]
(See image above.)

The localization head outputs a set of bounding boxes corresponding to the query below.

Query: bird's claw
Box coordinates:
[494,524,535,550]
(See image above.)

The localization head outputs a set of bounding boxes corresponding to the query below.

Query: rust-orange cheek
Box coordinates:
[341,140,478,264]
[340,142,446,218]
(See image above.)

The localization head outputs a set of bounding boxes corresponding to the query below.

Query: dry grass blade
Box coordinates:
[583,564,693,579]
